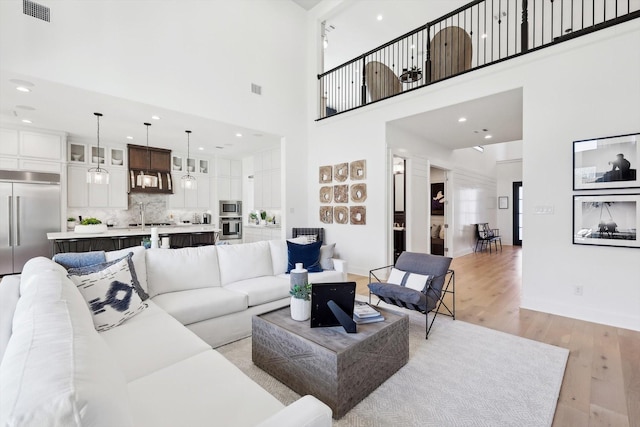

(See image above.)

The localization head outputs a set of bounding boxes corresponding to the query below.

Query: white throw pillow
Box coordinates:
[319,243,336,270]
[404,273,433,292]
[67,254,148,332]
[386,268,407,285]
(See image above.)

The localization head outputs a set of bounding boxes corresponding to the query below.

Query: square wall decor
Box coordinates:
[319,166,332,183]
[334,206,349,224]
[320,206,333,224]
[350,206,366,225]
[334,185,349,203]
[350,183,367,203]
[320,186,333,203]
[350,160,366,180]
[334,163,349,182]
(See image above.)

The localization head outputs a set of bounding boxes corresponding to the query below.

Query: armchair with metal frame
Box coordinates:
[367,252,455,339]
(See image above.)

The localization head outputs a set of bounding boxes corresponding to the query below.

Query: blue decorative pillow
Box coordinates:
[53,251,106,270]
[287,240,323,273]
[67,253,148,331]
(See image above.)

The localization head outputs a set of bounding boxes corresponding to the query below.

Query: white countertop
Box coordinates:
[48,225,220,240]
[244,224,281,229]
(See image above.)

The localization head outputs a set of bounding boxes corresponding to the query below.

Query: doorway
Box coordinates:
[393,157,406,262]
[430,167,447,255]
[512,181,523,246]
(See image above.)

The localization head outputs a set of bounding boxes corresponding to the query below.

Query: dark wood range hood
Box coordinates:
[127,144,173,194]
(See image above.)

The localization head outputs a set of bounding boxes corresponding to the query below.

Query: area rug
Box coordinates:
[218,309,569,427]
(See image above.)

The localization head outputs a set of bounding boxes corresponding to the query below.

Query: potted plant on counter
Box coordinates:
[74,217,108,234]
[67,217,77,230]
[289,283,312,321]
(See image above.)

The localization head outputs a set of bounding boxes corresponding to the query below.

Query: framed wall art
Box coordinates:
[431,183,445,216]
[573,132,639,190]
[498,196,509,209]
[573,194,639,248]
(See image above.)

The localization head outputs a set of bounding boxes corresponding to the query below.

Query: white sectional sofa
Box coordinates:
[0,239,344,426]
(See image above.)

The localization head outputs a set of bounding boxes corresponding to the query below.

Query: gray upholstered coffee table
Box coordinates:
[252,306,409,419]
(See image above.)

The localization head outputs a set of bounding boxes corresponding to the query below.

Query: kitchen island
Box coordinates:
[47,225,220,255]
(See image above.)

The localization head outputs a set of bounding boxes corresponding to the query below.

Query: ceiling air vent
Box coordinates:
[23,0,50,22]
[251,83,262,95]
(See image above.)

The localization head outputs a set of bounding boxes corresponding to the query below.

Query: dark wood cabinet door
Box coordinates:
[150,150,171,171]
[128,147,149,169]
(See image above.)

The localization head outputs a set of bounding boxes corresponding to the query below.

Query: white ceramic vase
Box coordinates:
[290,297,311,321]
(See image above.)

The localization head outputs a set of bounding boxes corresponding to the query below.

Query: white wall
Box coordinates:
[496,159,523,246]
[306,9,640,330]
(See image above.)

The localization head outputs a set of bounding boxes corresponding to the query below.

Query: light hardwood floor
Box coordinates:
[350,245,640,427]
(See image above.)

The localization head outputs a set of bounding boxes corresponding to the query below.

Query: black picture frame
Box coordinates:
[431,182,444,216]
[573,194,639,248]
[573,132,639,191]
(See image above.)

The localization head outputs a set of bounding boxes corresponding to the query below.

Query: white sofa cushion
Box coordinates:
[146,246,221,297]
[67,254,148,332]
[224,276,290,306]
[0,264,133,427]
[106,246,149,293]
[127,351,284,427]
[216,241,273,285]
[99,301,211,382]
[152,287,247,325]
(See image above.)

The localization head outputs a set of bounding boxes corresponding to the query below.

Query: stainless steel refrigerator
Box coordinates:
[0,170,61,275]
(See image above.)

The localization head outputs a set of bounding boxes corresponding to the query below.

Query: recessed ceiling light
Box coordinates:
[126,136,134,140]
[235,133,242,137]
[151,115,160,120]
[198,147,204,151]
[21,119,32,124]
[16,86,31,93]
[473,146,484,152]
[484,135,492,139]
[377,14,383,21]
[410,44,415,49]
[481,34,488,39]
[458,117,467,122]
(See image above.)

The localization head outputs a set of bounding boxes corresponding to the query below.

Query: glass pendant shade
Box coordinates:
[140,122,159,188]
[181,130,197,190]
[87,112,109,185]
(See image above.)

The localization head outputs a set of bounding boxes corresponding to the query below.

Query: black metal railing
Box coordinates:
[318,0,639,119]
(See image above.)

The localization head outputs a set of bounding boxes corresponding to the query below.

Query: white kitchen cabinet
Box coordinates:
[252,148,281,210]
[230,177,242,200]
[21,131,62,160]
[67,166,88,208]
[169,173,210,209]
[216,158,231,177]
[217,176,230,201]
[67,166,127,209]
[0,129,19,156]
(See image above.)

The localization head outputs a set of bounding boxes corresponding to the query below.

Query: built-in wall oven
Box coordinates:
[220,200,242,217]
[219,217,242,240]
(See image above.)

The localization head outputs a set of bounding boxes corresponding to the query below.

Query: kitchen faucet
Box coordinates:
[139,202,145,230]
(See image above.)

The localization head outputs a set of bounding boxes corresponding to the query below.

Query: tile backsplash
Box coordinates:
[67,194,209,227]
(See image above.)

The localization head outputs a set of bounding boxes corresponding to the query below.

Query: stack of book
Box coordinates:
[353,301,384,324]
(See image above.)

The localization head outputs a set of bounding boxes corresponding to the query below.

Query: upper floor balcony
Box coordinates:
[317,0,640,120]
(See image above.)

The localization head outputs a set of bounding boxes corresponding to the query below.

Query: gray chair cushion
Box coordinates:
[368,282,428,311]
[395,252,451,295]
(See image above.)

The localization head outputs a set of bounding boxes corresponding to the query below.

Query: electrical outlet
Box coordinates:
[574,285,584,296]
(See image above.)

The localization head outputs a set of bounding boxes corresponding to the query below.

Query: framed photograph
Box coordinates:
[573,194,639,248]
[431,183,445,216]
[498,196,509,209]
[573,132,639,190]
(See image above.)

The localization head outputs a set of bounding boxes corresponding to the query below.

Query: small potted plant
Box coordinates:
[74,217,108,234]
[289,283,312,321]
[249,212,258,225]
[259,210,267,226]
[67,217,77,230]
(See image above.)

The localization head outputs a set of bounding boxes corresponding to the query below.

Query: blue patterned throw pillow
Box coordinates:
[68,253,148,332]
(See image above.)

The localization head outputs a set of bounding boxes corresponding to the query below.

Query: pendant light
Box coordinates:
[181,130,197,190]
[87,112,109,184]
[137,122,159,188]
